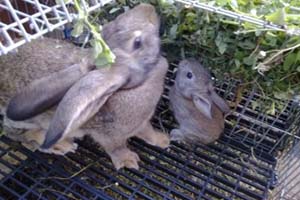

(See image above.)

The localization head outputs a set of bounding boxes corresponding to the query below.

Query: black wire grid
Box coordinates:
[0,64,300,200]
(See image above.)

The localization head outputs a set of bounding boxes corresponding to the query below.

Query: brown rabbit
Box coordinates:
[3,4,169,170]
[1,37,95,149]
[1,38,95,120]
[169,58,230,144]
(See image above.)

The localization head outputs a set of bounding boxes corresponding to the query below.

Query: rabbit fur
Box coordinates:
[1,4,169,170]
[1,38,94,150]
[169,58,230,144]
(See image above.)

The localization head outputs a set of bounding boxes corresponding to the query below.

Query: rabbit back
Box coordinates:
[0,37,92,110]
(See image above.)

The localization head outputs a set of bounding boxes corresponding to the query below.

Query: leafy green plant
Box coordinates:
[66,0,300,105]
[152,0,300,103]
[57,0,116,67]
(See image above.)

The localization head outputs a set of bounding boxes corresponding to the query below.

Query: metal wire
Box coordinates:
[174,0,300,36]
[1,0,300,55]
[0,1,300,199]
[0,65,299,199]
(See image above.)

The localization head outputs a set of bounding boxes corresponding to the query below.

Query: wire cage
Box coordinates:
[0,0,112,55]
[1,0,300,200]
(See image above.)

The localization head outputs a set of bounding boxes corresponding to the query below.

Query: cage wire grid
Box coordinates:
[0,65,300,200]
[1,0,300,200]
[0,0,113,55]
[1,0,300,56]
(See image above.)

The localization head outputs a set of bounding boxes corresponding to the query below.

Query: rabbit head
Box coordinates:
[103,3,161,88]
[174,58,230,119]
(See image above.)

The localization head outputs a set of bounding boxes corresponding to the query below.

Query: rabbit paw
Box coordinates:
[170,129,184,141]
[137,123,170,148]
[7,129,45,151]
[109,148,140,170]
[138,132,170,148]
[8,129,45,145]
[39,139,78,156]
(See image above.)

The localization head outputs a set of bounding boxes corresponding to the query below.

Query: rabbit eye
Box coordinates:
[133,36,142,49]
[186,72,193,79]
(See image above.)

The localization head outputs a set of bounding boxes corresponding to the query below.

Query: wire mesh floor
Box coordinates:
[0,65,299,200]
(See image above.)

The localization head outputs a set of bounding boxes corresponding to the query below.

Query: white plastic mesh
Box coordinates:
[0,0,113,55]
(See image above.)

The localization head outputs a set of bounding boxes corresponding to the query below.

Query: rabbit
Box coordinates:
[0,37,95,149]
[3,2,161,121]
[3,3,170,170]
[0,4,142,143]
[169,58,230,144]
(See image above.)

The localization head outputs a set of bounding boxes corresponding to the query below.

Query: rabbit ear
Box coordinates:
[192,94,213,119]
[210,90,230,114]
[41,69,129,149]
[6,59,94,121]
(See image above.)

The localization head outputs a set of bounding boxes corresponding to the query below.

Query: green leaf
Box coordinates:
[71,20,84,37]
[94,53,109,67]
[216,0,228,6]
[109,7,121,14]
[230,0,238,8]
[55,0,71,5]
[243,55,257,66]
[283,53,296,71]
[274,91,292,100]
[237,40,256,50]
[265,8,286,25]
[235,59,241,68]
[169,24,178,40]
[215,34,227,54]
[251,101,259,110]
[91,39,103,59]
[266,101,276,115]
[296,51,300,62]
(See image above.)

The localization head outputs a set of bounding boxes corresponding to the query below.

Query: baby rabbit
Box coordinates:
[169,58,230,144]
[4,4,169,170]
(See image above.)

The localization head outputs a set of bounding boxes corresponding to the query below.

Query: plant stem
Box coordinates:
[73,0,115,64]
[235,29,286,35]
[263,42,300,65]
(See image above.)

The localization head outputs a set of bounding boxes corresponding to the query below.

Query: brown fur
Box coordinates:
[0,37,92,110]
[84,56,169,169]
[169,88,224,143]
[169,58,230,144]
[1,4,170,170]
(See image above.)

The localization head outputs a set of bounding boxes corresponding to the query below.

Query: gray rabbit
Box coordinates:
[169,58,230,144]
[3,4,169,170]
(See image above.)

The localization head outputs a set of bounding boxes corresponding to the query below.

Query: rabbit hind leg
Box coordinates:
[39,129,85,155]
[171,127,217,144]
[136,121,170,148]
[7,128,45,151]
[108,146,140,170]
[170,128,187,142]
[39,137,78,155]
[90,131,140,170]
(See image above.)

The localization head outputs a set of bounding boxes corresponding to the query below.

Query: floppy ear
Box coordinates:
[192,94,213,119]
[6,59,95,121]
[210,90,230,114]
[40,69,129,149]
